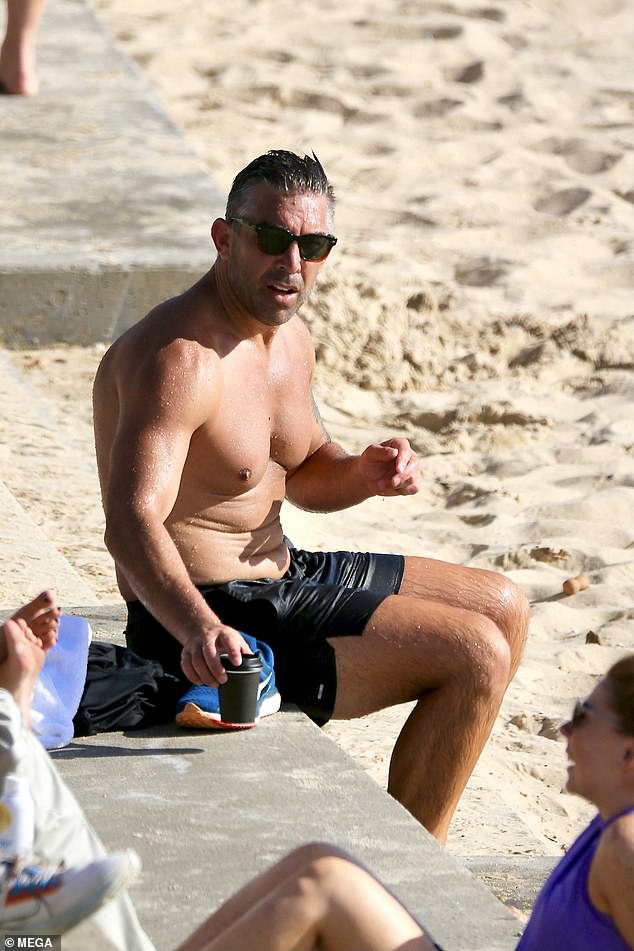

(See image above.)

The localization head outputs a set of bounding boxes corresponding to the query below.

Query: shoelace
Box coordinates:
[2,859,63,902]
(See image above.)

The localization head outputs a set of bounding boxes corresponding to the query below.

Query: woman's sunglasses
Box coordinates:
[570,698,622,730]
[230,217,337,262]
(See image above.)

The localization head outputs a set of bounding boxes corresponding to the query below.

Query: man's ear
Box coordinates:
[211,218,231,259]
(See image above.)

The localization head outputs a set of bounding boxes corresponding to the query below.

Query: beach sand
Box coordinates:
[5,0,634,858]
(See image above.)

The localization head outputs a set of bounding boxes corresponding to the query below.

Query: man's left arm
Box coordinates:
[285,395,421,512]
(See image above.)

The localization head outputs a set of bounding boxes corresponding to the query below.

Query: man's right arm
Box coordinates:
[98,340,248,685]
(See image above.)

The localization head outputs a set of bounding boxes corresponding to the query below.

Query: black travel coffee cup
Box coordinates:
[218,652,263,726]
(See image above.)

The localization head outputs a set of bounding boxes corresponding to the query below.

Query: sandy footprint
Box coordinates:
[533,188,592,216]
[446,60,485,83]
[413,97,464,118]
[564,149,621,174]
[455,256,508,285]
[531,136,622,175]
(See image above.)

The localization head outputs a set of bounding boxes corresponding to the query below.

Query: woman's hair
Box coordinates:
[226,150,336,224]
[605,654,634,735]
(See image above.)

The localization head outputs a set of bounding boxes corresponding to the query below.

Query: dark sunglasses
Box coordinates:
[570,698,622,730]
[229,217,337,262]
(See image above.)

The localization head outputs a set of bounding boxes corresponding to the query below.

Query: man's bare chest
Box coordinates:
[187,371,315,492]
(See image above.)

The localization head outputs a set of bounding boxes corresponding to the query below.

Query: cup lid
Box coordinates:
[220,652,262,672]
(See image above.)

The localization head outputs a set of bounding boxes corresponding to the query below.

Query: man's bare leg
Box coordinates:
[0,0,48,94]
[175,842,434,951]
[330,557,529,842]
[398,556,528,677]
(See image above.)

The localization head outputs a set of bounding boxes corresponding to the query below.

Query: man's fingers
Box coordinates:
[180,626,250,686]
[181,642,218,686]
[200,638,229,683]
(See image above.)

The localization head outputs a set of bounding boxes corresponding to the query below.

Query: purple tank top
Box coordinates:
[515,805,634,951]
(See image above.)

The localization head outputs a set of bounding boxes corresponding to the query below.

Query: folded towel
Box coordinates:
[31,614,91,749]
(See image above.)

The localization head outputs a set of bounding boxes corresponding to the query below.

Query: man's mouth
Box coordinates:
[269,282,298,295]
[267,281,301,305]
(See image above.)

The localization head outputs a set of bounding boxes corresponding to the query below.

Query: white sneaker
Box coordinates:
[0,850,141,935]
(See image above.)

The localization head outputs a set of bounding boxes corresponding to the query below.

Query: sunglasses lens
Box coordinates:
[297,234,335,261]
[254,225,335,262]
[572,701,586,728]
[256,225,293,255]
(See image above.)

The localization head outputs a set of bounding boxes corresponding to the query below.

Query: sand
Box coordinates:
[5,0,634,857]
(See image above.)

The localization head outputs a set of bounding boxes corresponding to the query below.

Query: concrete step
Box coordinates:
[53,673,522,951]
[0,0,225,347]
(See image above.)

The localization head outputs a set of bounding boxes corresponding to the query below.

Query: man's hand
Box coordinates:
[180,624,253,687]
[359,437,421,497]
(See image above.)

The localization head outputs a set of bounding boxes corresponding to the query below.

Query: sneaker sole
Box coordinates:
[4,851,141,936]
[175,703,256,729]
[175,691,281,731]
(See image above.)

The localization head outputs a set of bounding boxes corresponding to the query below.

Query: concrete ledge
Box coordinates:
[0,268,208,347]
[0,0,224,345]
[54,715,521,951]
[30,601,519,951]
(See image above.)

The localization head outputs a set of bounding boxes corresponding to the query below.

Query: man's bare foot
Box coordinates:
[12,590,60,650]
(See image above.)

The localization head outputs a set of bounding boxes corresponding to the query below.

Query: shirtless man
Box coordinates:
[93,150,529,841]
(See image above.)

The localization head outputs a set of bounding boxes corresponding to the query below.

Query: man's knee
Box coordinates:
[452,616,512,701]
[500,574,530,629]
[480,570,530,651]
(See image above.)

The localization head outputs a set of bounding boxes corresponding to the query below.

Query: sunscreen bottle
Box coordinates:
[0,773,35,860]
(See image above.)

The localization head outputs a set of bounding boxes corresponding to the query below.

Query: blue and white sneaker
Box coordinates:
[175,634,281,730]
[0,850,141,936]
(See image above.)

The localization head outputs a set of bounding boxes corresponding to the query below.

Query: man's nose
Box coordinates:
[277,240,302,271]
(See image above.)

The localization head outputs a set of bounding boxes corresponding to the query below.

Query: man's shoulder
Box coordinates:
[98,298,221,393]
[114,279,215,352]
[283,313,316,353]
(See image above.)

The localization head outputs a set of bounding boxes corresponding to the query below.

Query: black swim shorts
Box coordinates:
[125,547,404,726]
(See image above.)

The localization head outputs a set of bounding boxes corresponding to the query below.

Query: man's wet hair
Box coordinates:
[226,150,336,222]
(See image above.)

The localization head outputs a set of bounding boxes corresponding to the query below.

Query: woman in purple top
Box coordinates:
[177,656,634,951]
[513,654,634,951]
[508,656,634,951]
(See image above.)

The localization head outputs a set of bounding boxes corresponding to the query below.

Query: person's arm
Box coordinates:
[101,341,249,686]
[589,815,634,947]
[285,393,421,512]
